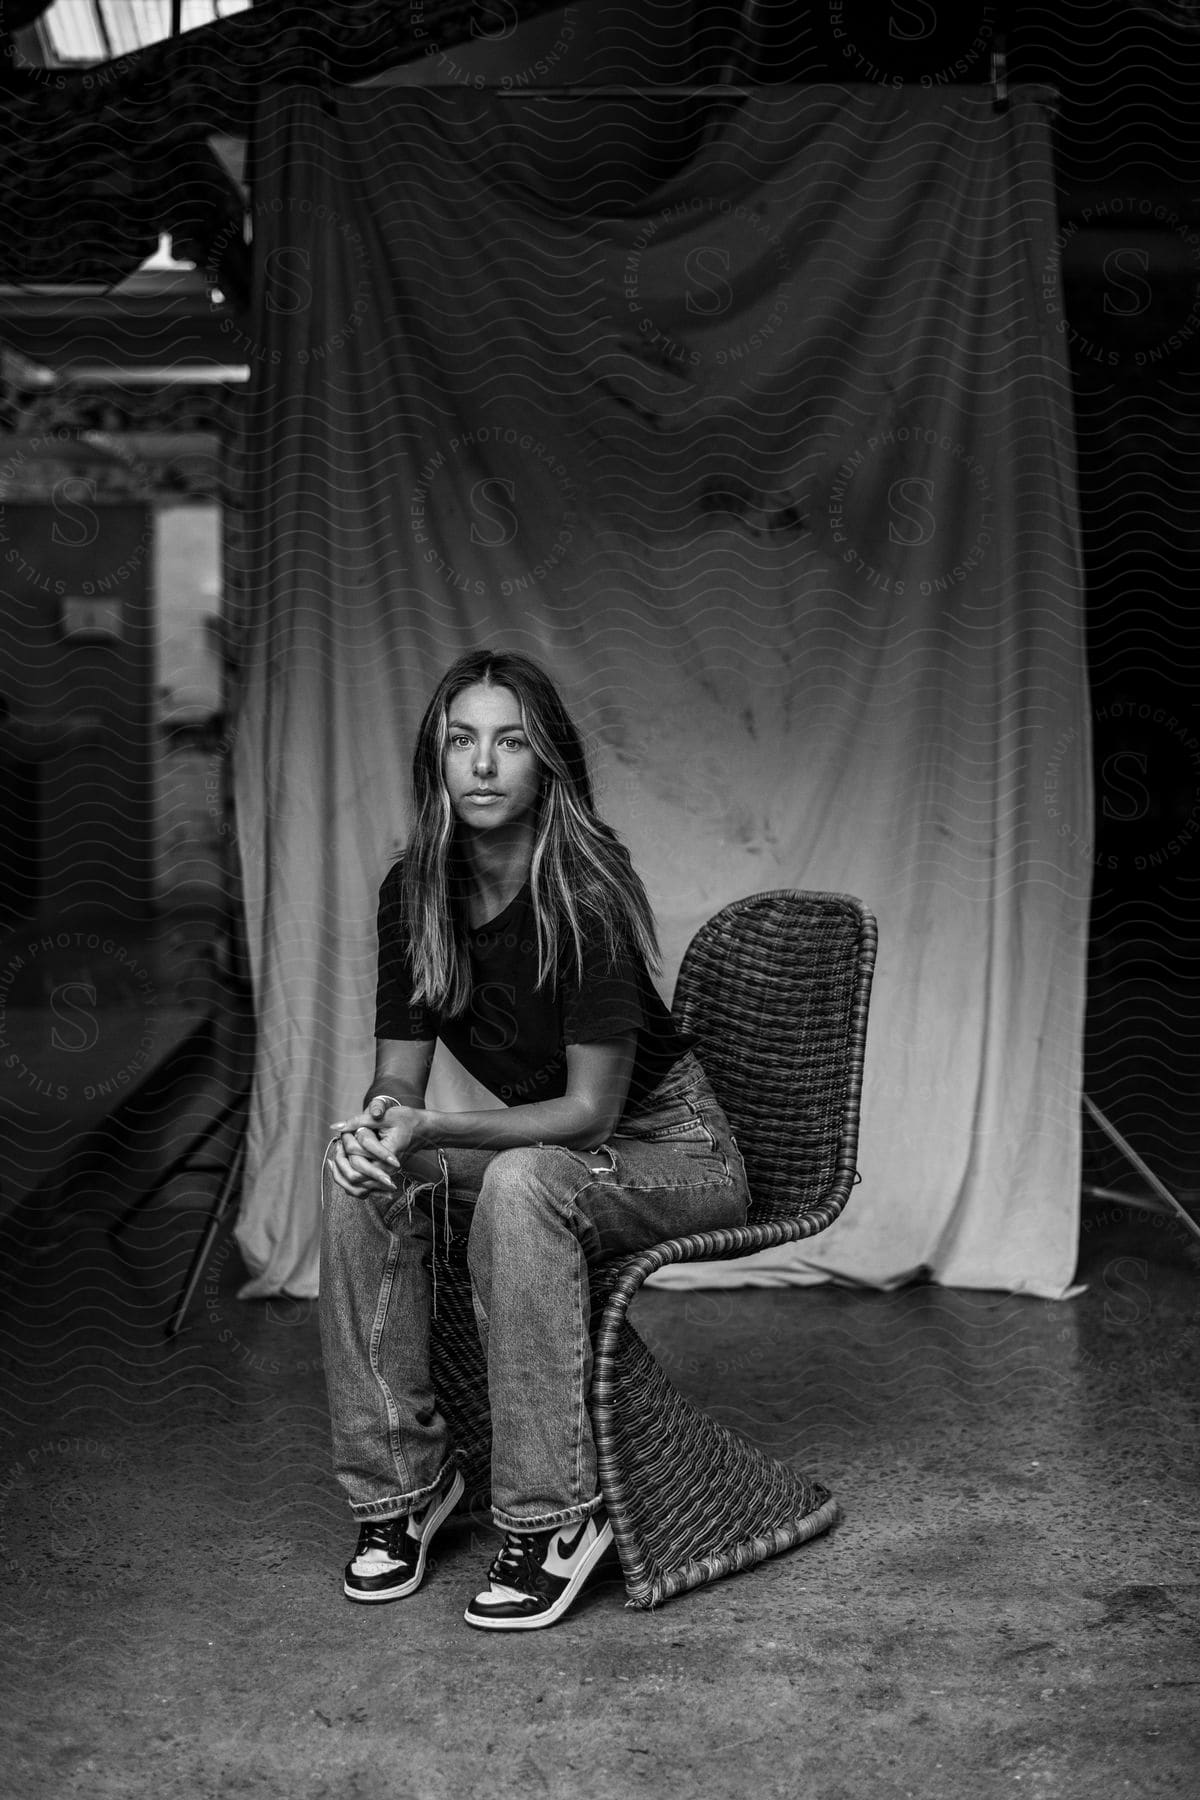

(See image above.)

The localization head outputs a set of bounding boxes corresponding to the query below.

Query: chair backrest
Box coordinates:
[671,890,877,1228]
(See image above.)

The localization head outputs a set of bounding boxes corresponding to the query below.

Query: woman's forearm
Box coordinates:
[413,1094,613,1154]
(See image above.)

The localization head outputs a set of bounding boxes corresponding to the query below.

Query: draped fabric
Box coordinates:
[231,82,1089,1302]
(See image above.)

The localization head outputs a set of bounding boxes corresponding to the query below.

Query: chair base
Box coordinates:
[430,1255,840,1608]
[594,1308,840,1609]
[618,1493,842,1610]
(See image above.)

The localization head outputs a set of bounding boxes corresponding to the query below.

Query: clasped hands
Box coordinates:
[328,1095,424,1195]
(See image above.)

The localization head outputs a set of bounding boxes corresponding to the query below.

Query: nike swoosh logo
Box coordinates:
[554,1518,590,1560]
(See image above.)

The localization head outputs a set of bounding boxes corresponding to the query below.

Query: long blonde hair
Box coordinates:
[399,650,660,1016]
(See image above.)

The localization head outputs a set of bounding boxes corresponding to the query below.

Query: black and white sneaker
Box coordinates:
[343,1468,465,1603]
[463,1508,615,1631]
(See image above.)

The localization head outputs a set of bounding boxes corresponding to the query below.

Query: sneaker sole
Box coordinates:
[462,1519,614,1631]
[343,1469,465,1604]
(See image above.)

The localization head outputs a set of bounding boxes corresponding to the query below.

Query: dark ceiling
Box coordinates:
[3,3,1199,196]
[0,2,1196,369]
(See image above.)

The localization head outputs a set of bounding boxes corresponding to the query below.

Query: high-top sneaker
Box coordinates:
[463,1507,614,1630]
[343,1468,465,1603]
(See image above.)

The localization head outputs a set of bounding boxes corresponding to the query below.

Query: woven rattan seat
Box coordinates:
[430,889,878,1608]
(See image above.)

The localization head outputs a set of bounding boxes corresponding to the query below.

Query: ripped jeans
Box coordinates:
[318,1051,749,1534]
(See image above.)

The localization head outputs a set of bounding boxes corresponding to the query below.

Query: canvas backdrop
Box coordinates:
[229,82,1089,1301]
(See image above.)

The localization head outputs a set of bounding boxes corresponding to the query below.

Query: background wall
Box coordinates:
[0,497,155,923]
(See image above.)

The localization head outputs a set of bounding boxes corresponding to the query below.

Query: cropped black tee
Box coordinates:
[373,863,692,1111]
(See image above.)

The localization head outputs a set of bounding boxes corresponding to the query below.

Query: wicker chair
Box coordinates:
[429,889,878,1609]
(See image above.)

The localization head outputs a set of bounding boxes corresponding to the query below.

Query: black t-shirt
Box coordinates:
[373,862,691,1111]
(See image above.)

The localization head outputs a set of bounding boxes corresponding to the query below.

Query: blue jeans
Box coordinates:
[318,1051,749,1533]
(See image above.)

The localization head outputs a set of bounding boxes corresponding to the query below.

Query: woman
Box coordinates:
[320,649,749,1631]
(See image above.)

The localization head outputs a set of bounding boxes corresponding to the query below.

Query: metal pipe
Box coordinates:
[367,81,992,95]
[367,83,761,94]
[1083,1095,1200,1245]
[1082,1183,1172,1215]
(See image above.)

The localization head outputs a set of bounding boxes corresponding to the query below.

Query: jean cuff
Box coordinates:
[492,1492,604,1534]
[349,1460,458,1522]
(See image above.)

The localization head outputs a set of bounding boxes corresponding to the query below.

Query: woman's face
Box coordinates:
[443,682,543,834]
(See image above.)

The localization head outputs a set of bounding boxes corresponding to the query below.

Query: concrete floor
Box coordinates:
[0,1186,1197,1800]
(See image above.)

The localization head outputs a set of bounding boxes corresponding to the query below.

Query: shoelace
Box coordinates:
[357,1517,409,1556]
[488,1529,553,1589]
